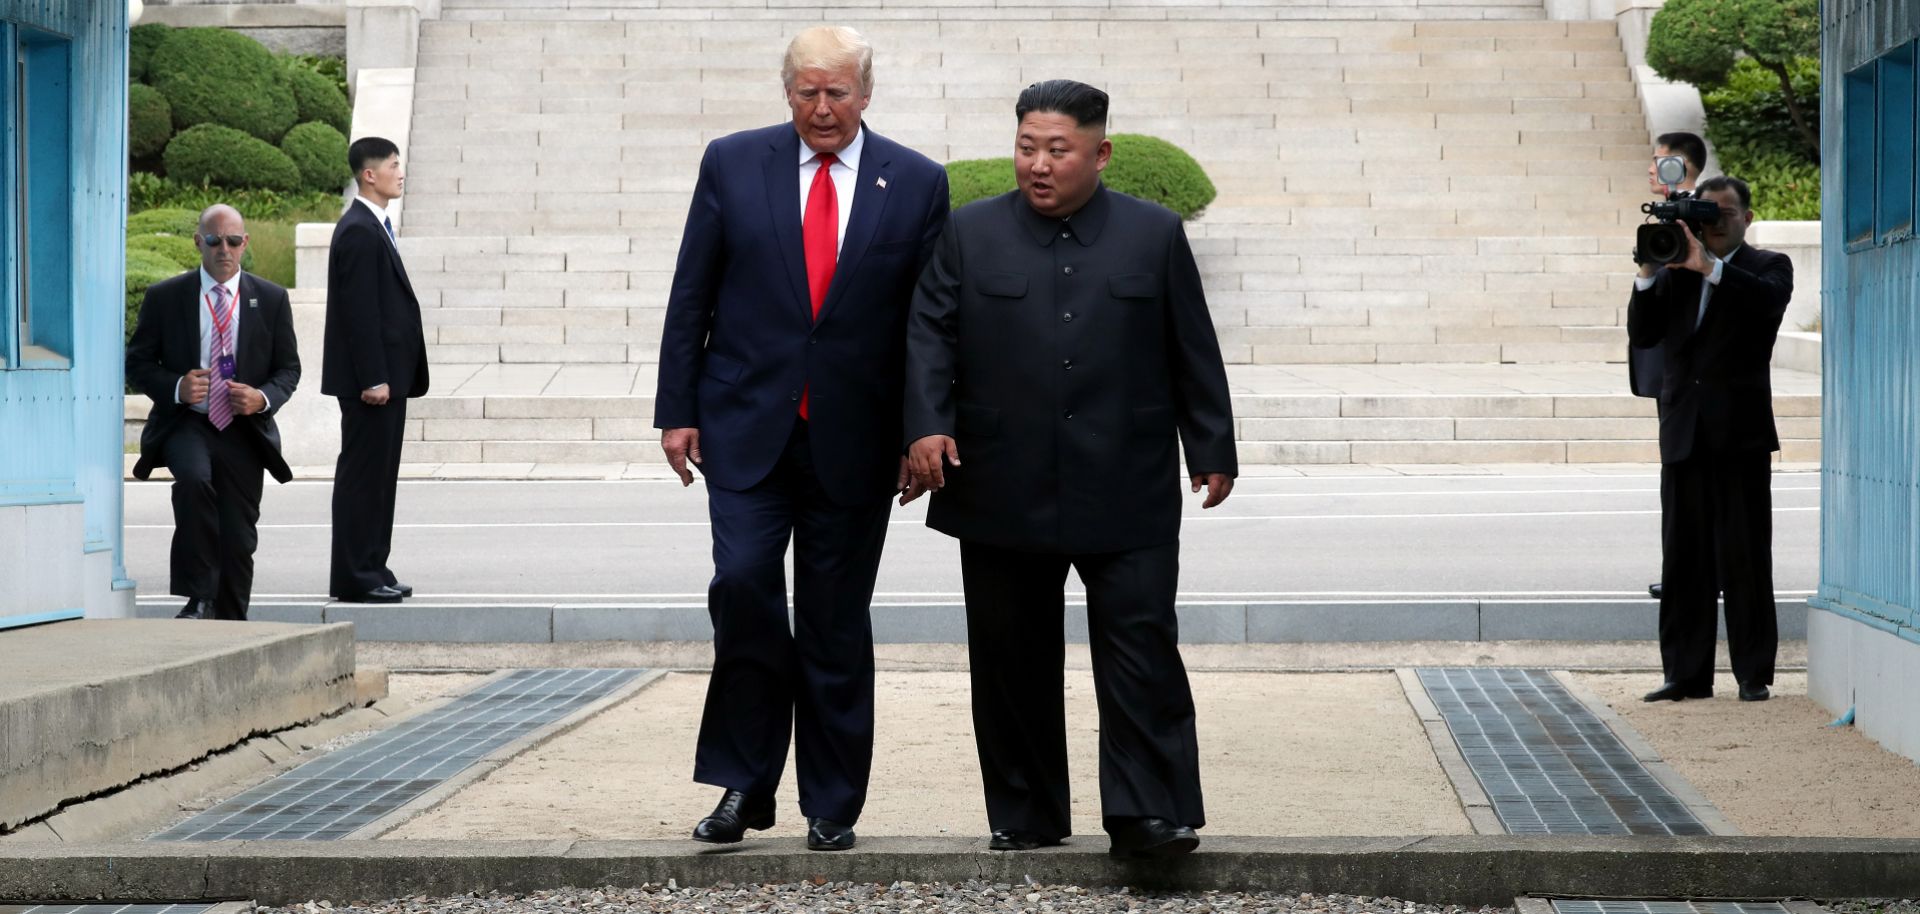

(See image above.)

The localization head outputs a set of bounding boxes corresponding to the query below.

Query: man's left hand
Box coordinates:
[1674,221,1713,275]
[227,381,267,416]
[897,456,928,505]
[1191,472,1234,509]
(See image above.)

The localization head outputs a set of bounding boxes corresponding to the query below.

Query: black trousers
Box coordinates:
[163,413,266,621]
[1659,451,1778,689]
[695,419,889,825]
[959,538,1204,840]
[330,395,408,598]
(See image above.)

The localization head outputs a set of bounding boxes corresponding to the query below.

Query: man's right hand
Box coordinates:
[179,368,211,406]
[361,384,391,406]
[662,427,702,486]
[908,435,960,491]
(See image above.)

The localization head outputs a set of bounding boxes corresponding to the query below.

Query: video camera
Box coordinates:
[1636,155,1719,266]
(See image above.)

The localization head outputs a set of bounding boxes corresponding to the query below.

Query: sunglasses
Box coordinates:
[200,234,247,248]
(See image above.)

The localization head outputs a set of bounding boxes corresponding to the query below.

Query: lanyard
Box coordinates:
[204,287,234,356]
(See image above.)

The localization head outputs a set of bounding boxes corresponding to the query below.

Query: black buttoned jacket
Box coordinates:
[904,186,1237,554]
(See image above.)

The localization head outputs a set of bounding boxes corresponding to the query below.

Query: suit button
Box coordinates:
[1063,266,1075,275]
[790,390,800,401]
[1064,410,1074,420]
[1062,359,1074,370]
[1062,312,1074,322]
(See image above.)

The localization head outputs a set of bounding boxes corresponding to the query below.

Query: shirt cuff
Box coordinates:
[260,392,272,412]
[1634,274,1656,292]
[174,377,184,404]
[1706,256,1725,285]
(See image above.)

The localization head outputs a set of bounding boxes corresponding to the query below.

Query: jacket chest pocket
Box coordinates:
[1109,272,1158,301]
[972,271,1028,299]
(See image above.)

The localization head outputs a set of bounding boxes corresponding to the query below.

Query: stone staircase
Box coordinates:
[380,0,1819,466]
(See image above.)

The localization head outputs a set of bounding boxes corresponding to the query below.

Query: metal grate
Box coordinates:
[1552,904,1794,914]
[152,669,642,841]
[1418,668,1710,836]
[0,907,215,914]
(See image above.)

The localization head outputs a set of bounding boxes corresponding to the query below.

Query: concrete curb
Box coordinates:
[5,838,1920,907]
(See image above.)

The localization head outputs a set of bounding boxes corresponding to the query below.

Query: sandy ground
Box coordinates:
[386,671,494,707]
[1580,672,1920,837]
[386,670,1472,841]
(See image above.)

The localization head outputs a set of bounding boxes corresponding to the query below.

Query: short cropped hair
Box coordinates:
[1696,175,1753,211]
[1015,79,1109,130]
[1655,131,1708,175]
[782,26,873,92]
[348,136,400,176]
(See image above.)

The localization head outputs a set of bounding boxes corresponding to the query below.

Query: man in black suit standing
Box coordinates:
[653,26,950,852]
[1627,175,1792,704]
[904,80,1237,859]
[126,204,302,621]
[323,136,427,605]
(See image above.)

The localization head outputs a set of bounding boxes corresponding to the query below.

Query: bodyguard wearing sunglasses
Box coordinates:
[127,204,302,621]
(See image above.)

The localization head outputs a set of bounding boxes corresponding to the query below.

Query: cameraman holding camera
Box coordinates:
[1627,175,1793,704]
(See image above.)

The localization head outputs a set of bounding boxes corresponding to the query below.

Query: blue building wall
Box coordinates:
[0,0,132,627]
[1809,0,1920,761]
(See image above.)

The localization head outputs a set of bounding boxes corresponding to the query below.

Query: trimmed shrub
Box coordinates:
[149,27,297,144]
[1646,0,1819,161]
[129,176,343,222]
[126,207,201,237]
[129,23,171,83]
[127,233,203,270]
[128,82,173,159]
[164,123,303,192]
[284,60,352,135]
[281,121,352,193]
[1701,56,1821,219]
[945,134,1216,220]
[125,249,186,341]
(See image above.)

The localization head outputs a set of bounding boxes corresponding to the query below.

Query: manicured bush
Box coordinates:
[164,123,303,192]
[945,133,1217,220]
[129,175,344,222]
[127,233,203,271]
[128,82,174,159]
[1704,56,1821,219]
[1647,0,1819,160]
[285,60,352,135]
[149,27,297,144]
[125,249,186,341]
[125,207,201,237]
[286,54,349,101]
[129,23,171,83]
[281,121,352,192]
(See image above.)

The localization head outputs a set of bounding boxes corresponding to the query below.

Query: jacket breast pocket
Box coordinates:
[703,351,745,385]
[1109,272,1159,300]
[972,271,1028,299]
[957,402,1001,437]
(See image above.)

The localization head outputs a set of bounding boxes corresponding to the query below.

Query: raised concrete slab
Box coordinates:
[4,836,1920,907]
[0,620,361,831]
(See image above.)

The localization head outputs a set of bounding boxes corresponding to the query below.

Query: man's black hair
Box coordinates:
[1655,131,1708,174]
[349,136,401,177]
[1015,79,1108,129]
[1696,175,1753,211]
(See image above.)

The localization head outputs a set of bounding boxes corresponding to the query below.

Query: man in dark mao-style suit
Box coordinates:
[653,26,951,852]
[323,135,428,604]
[1626,175,1793,705]
[904,80,1237,860]
[127,204,301,622]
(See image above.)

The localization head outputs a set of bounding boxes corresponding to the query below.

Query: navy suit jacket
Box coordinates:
[321,201,429,399]
[654,123,950,504]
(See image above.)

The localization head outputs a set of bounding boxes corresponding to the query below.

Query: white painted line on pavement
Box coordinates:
[137,588,1816,603]
[1234,485,1819,498]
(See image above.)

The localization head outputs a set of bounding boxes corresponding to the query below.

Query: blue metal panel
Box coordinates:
[0,19,14,369]
[19,27,72,359]
[1875,42,1915,243]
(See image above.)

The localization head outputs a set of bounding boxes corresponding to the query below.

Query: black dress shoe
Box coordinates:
[175,599,210,620]
[1649,582,1663,599]
[806,817,856,851]
[338,585,404,604]
[392,582,414,598]
[691,789,774,844]
[989,829,1064,851]
[1738,682,1771,702]
[1642,681,1712,702]
[1106,817,1199,859]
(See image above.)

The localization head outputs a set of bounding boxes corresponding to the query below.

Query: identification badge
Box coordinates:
[217,354,236,378]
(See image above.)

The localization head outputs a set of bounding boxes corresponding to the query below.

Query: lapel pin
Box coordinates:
[248,298,259,309]
[876,177,888,189]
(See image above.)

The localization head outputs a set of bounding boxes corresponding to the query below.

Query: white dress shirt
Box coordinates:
[1635,245,1738,330]
[176,268,268,411]
[798,126,863,255]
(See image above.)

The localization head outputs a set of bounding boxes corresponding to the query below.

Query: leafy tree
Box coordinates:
[1646,0,1819,161]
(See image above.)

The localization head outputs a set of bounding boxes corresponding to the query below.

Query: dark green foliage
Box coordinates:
[1703,57,1821,219]
[125,249,186,342]
[945,134,1217,220]
[1646,0,1819,159]
[164,123,303,192]
[128,82,173,159]
[284,60,351,135]
[129,174,344,222]
[125,206,201,237]
[281,121,352,192]
[149,27,297,144]
[285,54,349,101]
[127,233,203,270]
[129,23,171,83]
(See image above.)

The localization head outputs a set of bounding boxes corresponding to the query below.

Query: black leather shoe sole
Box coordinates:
[1739,686,1771,702]
[691,816,773,844]
[806,819,856,851]
[1642,685,1712,702]
[336,590,403,604]
[1110,833,1199,860]
[989,831,1064,851]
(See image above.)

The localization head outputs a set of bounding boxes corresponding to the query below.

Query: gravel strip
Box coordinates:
[262,883,1513,914]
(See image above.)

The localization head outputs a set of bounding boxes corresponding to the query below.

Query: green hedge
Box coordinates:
[1704,56,1821,220]
[129,172,344,222]
[128,83,173,159]
[127,233,202,270]
[285,60,352,135]
[945,133,1216,220]
[165,123,304,192]
[281,121,352,192]
[149,27,297,144]
[125,249,185,342]
[129,23,170,83]
[126,206,201,237]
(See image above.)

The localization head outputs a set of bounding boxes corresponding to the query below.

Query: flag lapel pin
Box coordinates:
[876,177,888,189]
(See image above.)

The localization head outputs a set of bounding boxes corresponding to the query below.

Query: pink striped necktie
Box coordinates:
[207,284,234,431]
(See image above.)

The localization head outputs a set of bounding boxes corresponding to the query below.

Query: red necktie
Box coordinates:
[800,152,838,419]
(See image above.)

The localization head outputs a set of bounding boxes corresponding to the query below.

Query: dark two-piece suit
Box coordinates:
[903,186,1237,840]
[322,199,429,599]
[127,270,301,620]
[655,122,949,824]
[1626,244,1793,691]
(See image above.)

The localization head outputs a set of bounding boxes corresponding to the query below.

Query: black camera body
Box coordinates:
[1637,191,1721,265]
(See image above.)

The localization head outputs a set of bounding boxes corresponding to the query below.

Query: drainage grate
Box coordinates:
[152,668,642,841]
[0,908,215,914]
[1418,668,1710,836]
[1552,904,1793,914]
